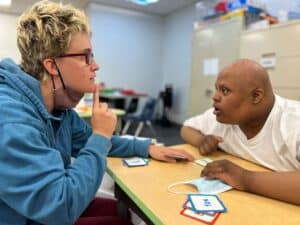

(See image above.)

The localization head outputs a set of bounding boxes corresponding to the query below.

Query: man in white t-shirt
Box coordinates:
[181,59,300,205]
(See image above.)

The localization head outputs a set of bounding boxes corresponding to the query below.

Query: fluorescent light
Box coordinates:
[127,0,159,6]
[0,0,11,7]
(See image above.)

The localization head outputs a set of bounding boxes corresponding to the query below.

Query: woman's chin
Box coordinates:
[83,86,96,93]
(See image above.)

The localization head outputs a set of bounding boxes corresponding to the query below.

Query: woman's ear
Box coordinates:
[251,88,264,104]
[42,58,58,76]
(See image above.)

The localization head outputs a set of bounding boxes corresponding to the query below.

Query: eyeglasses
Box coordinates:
[58,52,94,65]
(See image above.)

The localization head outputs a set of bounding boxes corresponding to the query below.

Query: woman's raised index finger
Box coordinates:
[93,84,100,108]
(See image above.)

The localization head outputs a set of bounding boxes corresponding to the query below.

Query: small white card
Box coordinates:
[194,157,213,166]
[188,194,227,213]
[123,157,148,167]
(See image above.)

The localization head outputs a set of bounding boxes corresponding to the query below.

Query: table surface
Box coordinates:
[107,144,300,225]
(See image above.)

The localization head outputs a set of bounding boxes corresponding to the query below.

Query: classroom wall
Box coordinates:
[161,5,195,123]
[86,3,197,124]
[86,3,163,97]
[0,13,20,62]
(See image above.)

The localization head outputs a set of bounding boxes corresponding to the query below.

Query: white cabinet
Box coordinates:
[240,21,300,100]
[188,18,243,116]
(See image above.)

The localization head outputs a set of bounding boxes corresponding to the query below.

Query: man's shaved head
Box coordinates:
[219,59,273,96]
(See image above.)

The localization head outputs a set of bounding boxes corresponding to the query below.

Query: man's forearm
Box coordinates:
[244,171,300,205]
[180,126,204,147]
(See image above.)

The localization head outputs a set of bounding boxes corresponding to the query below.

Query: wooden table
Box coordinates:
[107,144,300,225]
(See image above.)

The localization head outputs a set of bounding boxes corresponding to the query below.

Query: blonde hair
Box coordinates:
[17,0,90,81]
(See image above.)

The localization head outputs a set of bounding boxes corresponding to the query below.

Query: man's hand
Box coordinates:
[148,145,195,163]
[91,85,117,138]
[201,159,250,191]
[198,135,223,155]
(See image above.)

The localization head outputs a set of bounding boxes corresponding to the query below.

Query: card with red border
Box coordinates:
[180,208,221,225]
[183,200,217,216]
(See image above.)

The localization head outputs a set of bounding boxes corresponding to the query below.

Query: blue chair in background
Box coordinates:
[121,97,157,137]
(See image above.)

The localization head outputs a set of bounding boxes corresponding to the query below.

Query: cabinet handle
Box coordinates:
[205,89,213,97]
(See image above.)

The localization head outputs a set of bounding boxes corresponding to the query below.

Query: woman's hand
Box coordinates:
[148,145,195,163]
[91,85,117,138]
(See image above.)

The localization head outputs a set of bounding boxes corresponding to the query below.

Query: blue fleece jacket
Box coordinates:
[0,58,150,225]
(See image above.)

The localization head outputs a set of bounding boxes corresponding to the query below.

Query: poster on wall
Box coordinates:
[203,58,219,76]
[260,53,276,68]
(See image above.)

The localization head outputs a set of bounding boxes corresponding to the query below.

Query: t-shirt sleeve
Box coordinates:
[297,145,300,163]
[280,109,300,166]
[285,130,300,166]
[183,108,215,133]
[294,131,300,163]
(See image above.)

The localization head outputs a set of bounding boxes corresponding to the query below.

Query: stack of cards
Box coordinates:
[180,194,226,224]
[123,157,149,167]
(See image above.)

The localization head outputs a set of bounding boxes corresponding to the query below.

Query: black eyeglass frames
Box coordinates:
[58,52,94,65]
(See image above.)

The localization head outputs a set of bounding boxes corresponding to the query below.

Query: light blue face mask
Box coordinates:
[167,178,232,195]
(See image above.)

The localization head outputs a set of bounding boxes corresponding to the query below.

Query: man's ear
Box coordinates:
[42,58,58,76]
[251,88,264,104]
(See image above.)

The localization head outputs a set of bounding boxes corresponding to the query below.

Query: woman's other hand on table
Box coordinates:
[148,145,195,163]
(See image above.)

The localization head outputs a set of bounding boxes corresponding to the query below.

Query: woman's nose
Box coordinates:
[91,60,99,71]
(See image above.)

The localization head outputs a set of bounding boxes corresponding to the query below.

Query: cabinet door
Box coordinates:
[240,21,300,100]
[188,18,243,117]
[273,88,300,100]
[189,28,214,116]
[268,57,300,89]
[241,21,300,58]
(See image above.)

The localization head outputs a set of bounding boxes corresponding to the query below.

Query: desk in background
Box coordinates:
[74,106,125,134]
[100,89,147,111]
[75,106,125,118]
[107,144,300,225]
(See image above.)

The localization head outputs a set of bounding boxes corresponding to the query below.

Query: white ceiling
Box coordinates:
[0,0,200,16]
[90,0,200,15]
[0,0,88,14]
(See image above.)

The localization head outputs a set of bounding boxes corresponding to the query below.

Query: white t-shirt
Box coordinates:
[184,95,300,171]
